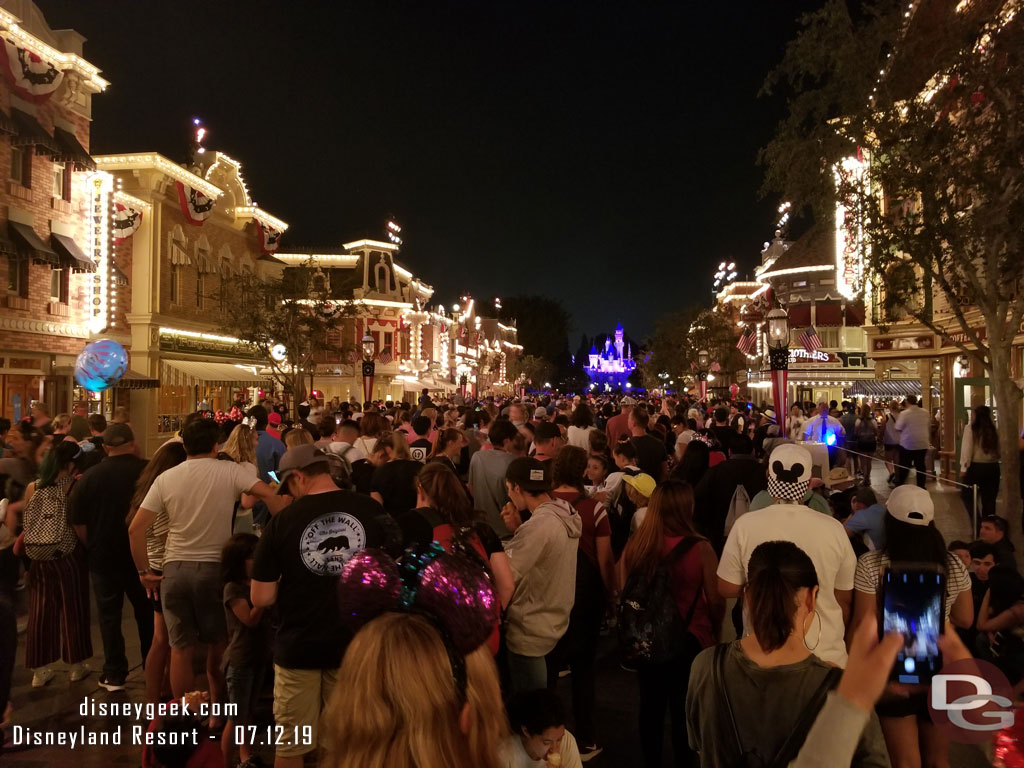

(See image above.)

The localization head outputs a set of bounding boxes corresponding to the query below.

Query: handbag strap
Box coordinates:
[712,643,746,759]
[768,666,842,768]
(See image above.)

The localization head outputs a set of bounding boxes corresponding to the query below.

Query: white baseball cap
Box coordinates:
[886,485,934,526]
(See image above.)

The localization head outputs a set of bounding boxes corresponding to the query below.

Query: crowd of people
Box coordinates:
[0,388,1014,767]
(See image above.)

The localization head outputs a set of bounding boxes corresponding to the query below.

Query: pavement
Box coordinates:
[0,457,995,767]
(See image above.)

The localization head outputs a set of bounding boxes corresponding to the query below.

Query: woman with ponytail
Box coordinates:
[686,540,889,767]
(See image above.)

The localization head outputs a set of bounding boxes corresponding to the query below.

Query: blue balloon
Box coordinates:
[74,339,128,393]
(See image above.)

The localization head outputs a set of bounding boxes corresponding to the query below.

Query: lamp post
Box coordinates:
[766,308,789,425]
[361,330,376,405]
[697,349,710,402]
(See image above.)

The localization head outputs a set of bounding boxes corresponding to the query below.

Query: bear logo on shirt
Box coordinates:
[300,513,366,576]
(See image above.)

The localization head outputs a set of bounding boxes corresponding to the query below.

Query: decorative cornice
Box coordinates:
[0,316,88,338]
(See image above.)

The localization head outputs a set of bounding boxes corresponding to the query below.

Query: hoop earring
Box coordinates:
[803,610,822,652]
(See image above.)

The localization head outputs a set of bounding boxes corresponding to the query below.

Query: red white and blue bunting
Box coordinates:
[0,33,63,103]
[175,181,215,226]
[257,222,282,254]
[113,202,142,243]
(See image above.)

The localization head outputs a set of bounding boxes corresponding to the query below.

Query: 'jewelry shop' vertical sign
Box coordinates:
[89,172,112,334]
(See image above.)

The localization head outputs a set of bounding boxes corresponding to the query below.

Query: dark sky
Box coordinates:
[39,0,809,339]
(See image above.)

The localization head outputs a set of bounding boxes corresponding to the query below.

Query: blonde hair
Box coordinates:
[375,431,412,461]
[284,427,314,448]
[222,424,257,465]
[323,613,505,768]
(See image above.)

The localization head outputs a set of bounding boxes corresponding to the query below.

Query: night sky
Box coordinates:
[39,0,810,339]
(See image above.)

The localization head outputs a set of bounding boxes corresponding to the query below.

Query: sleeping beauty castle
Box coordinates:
[585,323,636,391]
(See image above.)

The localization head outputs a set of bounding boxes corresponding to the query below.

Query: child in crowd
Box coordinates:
[221,534,273,768]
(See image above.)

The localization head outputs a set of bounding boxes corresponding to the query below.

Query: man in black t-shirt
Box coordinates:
[408,415,433,463]
[627,407,667,481]
[251,445,398,767]
[67,424,151,691]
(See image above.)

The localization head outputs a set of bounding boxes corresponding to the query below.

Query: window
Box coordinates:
[52,162,70,200]
[10,146,30,187]
[169,264,180,304]
[384,331,393,348]
[7,256,28,297]
[819,278,834,285]
[49,267,68,303]
[196,272,204,309]
[818,327,840,348]
[793,280,808,288]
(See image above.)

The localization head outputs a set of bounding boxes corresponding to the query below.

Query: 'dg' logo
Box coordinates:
[928,659,1015,744]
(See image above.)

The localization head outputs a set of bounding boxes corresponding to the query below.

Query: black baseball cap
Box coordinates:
[276,444,330,493]
[505,457,551,494]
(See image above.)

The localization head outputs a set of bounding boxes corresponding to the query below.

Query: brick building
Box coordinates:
[93,151,287,456]
[0,0,107,422]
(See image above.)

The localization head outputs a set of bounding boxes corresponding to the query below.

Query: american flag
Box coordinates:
[736,328,756,354]
[377,346,394,364]
[799,326,823,353]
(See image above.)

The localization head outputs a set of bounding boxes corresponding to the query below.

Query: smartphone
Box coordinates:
[879,563,945,684]
[267,470,280,484]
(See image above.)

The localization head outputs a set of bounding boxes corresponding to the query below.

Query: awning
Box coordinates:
[10,108,59,155]
[53,126,95,171]
[258,253,285,265]
[815,301,843,326]
[845,304,866,327]
[162,359,270,387]
[844,380,940,398]
[50,233,94,272]
[789,304,811,328]
[116,370,160,390]
[400,378,426,393]
[112,263,129,286]
[9,221,58,266]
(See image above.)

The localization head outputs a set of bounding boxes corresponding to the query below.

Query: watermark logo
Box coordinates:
[928,659,1015,744]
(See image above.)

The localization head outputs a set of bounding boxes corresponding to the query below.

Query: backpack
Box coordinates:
[419,508,501,656]
[618,537,703,664]
[608,468,641,558]
[22,477,78,561]
[723,484,751,540]
[855,418,877,443]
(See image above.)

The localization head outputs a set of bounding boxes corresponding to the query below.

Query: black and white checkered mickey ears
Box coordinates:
[767,443,812,502]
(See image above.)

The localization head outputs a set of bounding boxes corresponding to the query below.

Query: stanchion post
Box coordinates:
[973,483,979,536]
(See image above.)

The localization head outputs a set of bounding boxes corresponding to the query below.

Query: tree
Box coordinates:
[218,262,356,415]
[499,295,572,382]
[641,306,744,392]
[507,354,555,391]
[762,1,1024,528]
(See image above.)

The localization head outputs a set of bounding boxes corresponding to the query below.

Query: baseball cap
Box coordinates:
[533,406,548,419]
[505,457,551,494]
[102,422,135,448]
[535,421,562,443]
[276,444,331,493]
[767,443,812,502]
[268,412,282,427]
[620,396,637,406]
[622,473,656,499]
[886,485,934,526]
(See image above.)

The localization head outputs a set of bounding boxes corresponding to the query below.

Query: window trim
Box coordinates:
[7,255,28,297]
[10,145,31,188]
[169,263,180,304]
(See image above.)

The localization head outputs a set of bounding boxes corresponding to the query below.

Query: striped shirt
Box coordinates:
[854,550,971,620]
[146,510,169,571]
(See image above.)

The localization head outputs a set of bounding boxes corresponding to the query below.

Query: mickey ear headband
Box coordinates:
[337,545,498,703]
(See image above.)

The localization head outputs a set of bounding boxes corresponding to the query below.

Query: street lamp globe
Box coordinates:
[361,332,376,361]
[766,308,789,350]
[697,349,710,369]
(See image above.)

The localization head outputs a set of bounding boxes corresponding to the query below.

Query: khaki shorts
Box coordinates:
[272,664,339,758]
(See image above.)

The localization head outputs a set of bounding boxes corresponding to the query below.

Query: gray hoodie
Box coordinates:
[504,497,583,656]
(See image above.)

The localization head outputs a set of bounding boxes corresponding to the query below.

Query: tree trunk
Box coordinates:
[986,338,1023,561]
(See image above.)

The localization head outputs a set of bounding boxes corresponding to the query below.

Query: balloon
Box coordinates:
[416,554,498,656]
[73,339,128,393]
[336,549,402,628]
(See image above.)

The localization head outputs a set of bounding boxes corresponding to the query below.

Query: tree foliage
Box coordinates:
[506,354,555,390]
[762,0,1024,528]
[640,306,744,389]
[218,263,356,411]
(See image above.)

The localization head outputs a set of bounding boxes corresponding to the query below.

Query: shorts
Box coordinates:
[161,561,228,649]
[150,568,163,613]
[875,690,929,720]
[226,662,269,721]
[883,443,899,452]
[272,665,338,758]
[858,441,877,454]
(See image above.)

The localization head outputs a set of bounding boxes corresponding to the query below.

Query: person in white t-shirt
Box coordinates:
[499,688,584,767]
[717,443,857,667]
[129,417,288,704]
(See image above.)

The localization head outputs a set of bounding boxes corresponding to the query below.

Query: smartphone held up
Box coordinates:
[879,563,945,685]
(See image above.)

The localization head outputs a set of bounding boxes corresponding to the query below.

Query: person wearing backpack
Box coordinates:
[853,404,880,487]
[693,434,766,556]
[547,446,616,761]
[686,540,889,768]
[619,480,723,768]
[21,439,93,687]
[397,461,512,655]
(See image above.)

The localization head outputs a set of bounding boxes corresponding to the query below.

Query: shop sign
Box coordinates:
[872,335,935,352]
[159,333,257,360]
[789,348,840,364]
[7,357,43,370]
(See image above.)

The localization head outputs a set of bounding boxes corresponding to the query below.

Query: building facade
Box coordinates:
[0,0,107,422]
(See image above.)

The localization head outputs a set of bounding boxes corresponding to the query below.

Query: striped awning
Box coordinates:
[116,370,160,390]
[845,380,940,398]
[162,359,270,387]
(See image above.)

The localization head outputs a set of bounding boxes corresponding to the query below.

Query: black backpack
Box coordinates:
[618,537,703,664]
